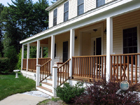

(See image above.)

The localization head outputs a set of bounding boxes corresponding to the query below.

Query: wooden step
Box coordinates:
[37,86,52,93]
[42,82,52,86]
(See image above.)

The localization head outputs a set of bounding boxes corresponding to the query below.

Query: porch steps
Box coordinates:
[36,86,53,96]
[36,78,53,96]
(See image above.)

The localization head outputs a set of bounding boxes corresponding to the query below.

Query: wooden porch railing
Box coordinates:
[72,55,106,81]
[23,59,27,70]
[57,59,71,86]
[110,53,140,84]
[40,59,52,82]
[28,58,36,72]
[22,58,51,72]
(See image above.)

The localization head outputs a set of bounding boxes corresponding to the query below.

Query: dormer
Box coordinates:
[46,0,115,28]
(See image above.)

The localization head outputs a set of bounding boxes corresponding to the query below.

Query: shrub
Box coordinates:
[74,78,140,105]
[56,82,85,103]
[0,58,10,74]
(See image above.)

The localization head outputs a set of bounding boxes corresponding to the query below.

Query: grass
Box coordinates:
[0,73,35,100]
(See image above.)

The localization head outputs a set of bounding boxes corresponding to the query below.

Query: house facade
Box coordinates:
[20,0,140,96]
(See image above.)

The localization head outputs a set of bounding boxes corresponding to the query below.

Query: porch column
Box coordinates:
[26,43,30,72]
[41,47,43,58]
[21,45,24,70]
[51,35,55,74]
[36,40,40,65]
[106,17,113,82]
[70,29,75,78]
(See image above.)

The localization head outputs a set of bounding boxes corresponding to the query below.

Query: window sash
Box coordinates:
[53,9,57,26]
[97,0,105,7]
[78,0,84,16]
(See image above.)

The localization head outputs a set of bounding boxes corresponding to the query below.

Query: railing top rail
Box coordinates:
[58,58,71,69]
[111,53,140,56]
[73,55,106,58]
[41,59,52,67]
[38,58,51,59]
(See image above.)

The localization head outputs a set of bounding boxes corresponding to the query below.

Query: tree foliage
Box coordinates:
[0,0,49,71]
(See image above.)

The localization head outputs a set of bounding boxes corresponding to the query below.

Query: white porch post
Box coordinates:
[41,47,43,58]
[52,64,57,96]
[21,45,24,70]
[106,17,113,82]
[36,40,40,87]
[26,44,30,72]
[36,40,40,65]
[51,35,55,74]
[70,29,75,78]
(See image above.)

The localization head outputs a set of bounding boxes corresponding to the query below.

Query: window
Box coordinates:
[64,1,69,22]
[53,9,57,26]
[97,0,105,7]
[77,0,84,16]
[123,27,137,63]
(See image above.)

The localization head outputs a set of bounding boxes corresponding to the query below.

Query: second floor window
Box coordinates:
[64,1,69,22]
[97,0,105,7]
[78,0,84,16]
[53,9,57,26]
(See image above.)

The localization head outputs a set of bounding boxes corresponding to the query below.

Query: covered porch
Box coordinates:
[21,3,140,86]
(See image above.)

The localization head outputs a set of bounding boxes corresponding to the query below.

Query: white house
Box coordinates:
[20,0,140,96]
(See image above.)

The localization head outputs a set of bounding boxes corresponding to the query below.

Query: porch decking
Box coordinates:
[22,53,140,84]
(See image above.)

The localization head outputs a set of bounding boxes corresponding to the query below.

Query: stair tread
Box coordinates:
[37,86,52,93]
[42,82,52,86]
[47,79,52,81]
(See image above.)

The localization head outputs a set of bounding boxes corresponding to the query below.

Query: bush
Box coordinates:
[56,82,85,103]
[0,58,10,74]
[74,79,140,105]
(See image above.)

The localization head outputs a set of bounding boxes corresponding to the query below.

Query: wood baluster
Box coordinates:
[94,57,95,78]
[127,55,129,82]
[135,55,137,84]
[113,56,115,81]
[120,56,122,82]
[99,57,100,79]
[105,56,106,78]
[131,55,133,84]
[123,56,126,81]
[110,56,112,81]
[96,57,98,78]
[102,56,103,79]
[117,56,118,81]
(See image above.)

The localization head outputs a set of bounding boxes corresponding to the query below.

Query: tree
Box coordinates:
[1,0,49,71]
[0,4,4,57]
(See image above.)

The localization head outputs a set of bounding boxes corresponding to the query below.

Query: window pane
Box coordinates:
[97,0,105,7]
[78,0,84,5]
[64,2,68,12]
[78,4,84,15]
[64,12,68,22]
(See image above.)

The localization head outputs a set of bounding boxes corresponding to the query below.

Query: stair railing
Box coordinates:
[40,59,52,82]
[57,59,71,86]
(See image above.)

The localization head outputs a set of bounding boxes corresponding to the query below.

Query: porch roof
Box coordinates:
[20,0,140,45]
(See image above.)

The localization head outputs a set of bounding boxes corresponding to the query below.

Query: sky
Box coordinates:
[0,0,53,6]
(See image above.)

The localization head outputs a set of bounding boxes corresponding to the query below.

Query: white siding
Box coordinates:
[57,4,64,24]
[49,11,53,28]
[84,0,96,12]
[69,0,77,19]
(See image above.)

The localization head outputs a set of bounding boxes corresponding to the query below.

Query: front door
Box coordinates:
[93,37,101,55]
[63,41,68,62]
[96,37,101,55]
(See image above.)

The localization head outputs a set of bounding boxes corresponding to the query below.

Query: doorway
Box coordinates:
[63,41,68,62]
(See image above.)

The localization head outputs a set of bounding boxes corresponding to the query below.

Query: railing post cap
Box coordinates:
[53,63,58,68]
[36,64,41,67]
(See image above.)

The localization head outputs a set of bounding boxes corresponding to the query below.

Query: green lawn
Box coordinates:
[0,73,36,100]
